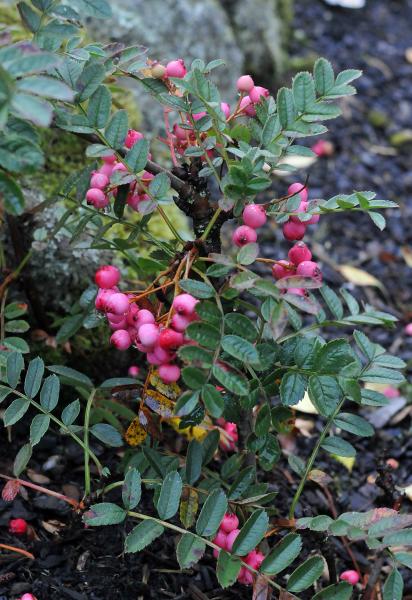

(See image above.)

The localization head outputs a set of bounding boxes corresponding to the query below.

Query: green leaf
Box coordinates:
[4,398,30,426]
[76,63,106,102]
[122,468,141,510]
[196,488,228,537]
[315,339,356,373]
[383,529,412,547]
[0,173,25,215]
[212,364,249,396]
[61,399,80,426]
[125,138,149,172]
[216,551,242,588]
[186,322,221,349]
[56,314,84,344]
[228,466,256,500]
[334,413,374,437]
[224,313,257,342]
[0,386,13,403]
[335,69,362,86]
[237,243,259,266]
[201,384,224,418]
[4,302,28,319]
[99,377,137,388]
[179,279,215,299]
[369,211,386,230]
[3,337,29,353]
[157,471,183,519]
[232,509,268,556]
[23,357,44,398]
[312,582,353,600]
[393,552,412,569]
[201,429,220,465]
[48,365,93,389]
[17,2,41,32]
[11,92,52,127]
[320,285,344,319]
[125,519,164,552]
[104,110,128,148]
[261,532,302,575]
[87,85,111,128]
[6,352,24,389]
[83,502,126,526]
[383,569,403,600]
[40,375,60,412]
[5,319,30,333]
[293,72,316,112]
[314,58,335,95]
[177,533,205,569]
[148,172,170,199]
[277,87,296,128]
[30,414,50,445]
[182,367,208,390]
[72,0,112,18]
[175,390,200,416]
[90,423,123,447]
[13,443,32,477]
[18,75,73,101]
[186,440,203,485]
[308,375,342,416]
[287,556,325,592]
[321,436,356,458]
[221,334,259,364]
[280,372,307,406]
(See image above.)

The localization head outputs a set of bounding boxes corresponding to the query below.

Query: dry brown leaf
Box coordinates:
[253,575,272,600]
[401,246,412,268]
[338,265,383,288]
[308,469,333,486]
[42,520,65,535]
[27,469,50,485]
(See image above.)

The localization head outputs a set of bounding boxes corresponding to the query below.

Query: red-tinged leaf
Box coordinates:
[2,479,21,501]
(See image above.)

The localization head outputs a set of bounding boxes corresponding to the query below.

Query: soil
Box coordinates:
[1,0,412,598]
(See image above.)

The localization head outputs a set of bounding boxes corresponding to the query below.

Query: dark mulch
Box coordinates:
[2,0,412,598]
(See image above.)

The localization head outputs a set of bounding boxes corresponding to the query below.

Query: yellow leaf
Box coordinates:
[338,265,382,288]
[292,392,318,414]
[144,388,174,418]
[179,488,199,528]
[125,417,147,447]
[149,371,181,400]
[331,454,356,472]
[167,417,209,442]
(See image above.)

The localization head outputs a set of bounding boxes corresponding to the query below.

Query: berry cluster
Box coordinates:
[232,203,267,247]
[272,241,322,297]
[217,417,238,452]
[95,266,199,384]
[85,130,153,212]
[282,182,320,241]
[213,513,265,585]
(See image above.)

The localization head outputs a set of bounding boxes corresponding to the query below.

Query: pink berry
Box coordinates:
[405,323,412,335]
[136,309,155,326]
[224,422,238,442]
[213,530,228,549]
[282,220,306,241]
[138,323,159,347]
[220,102,231,119]
[95,288,117,312]
[109,317,127,330]
[21,595,37,600]
[98,163,114,177]
[86,188,106,205]
[286,287,306,297]
[173,124,189,140]
[220,513,239,534]
[290,200,309,223]
[249,86,270,104]
[128,365,139,377]
[90,173,109,189]
[307,213,320,225]
[242,204,267,229]
[272,260,293,280]
[237,75,255,93]
[232,225,258,247]
[237,567,254,585]
[193,111,207,121]
[239,95,256,117]
[383,386,400,399]
[311,139,334,157]
[288,182,308,202]
[171,313,191,332]
[103,154,116,164]
[158,364,181,383]
[159,328,184,350]
[226,528,240,552]
[111,162,127,174]
[288,242,312,265]
[125,129,144,149]
[106,293,130,315]
[110,329,132,350]
[127,194,141,211]
[340,570,360,585]
[172,293,198,317]
[9,518,27,535]
[165,59,187,78]
[245,549,265,569]
[153,344,174,363]
[95,265,120,289]
[296,260,322,280]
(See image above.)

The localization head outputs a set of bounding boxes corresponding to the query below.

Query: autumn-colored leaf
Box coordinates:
[1,479,21,502]
[253,574,272,600]
[144,389,174,418]
[179,487,199,529]
[338,265,383,288]
[125,417,148,447]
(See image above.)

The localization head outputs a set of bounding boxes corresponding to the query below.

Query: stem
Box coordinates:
[200,207,222,241]
[0,543,34,560]
[0,288,7,343]
[0,473,79,508]
[156,205,185,244]
[289,399,345,520]
[83,388,97,498]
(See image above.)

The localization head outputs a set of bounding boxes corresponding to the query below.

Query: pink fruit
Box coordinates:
[9,518,27,535]
[173,124,189,140]
[307,212,320,225]
[106,293,130,315]
[224,422,238,443]
[95,288,117,312]
[245,549,265,569]
[138,323,159,347]
[125,129,144,149]
[158,364,181,383]
[95,265,120,289]
[111,162,127,174]
[290,200,309,223]
[127,194,141,211]
[128,365,140,377]
[159,328,184,350]
[153,344,174,363]
[90,173,109,189]
[286,287,306,296]
[383,386,400,399]
[296,260,322,280]
[282,220,306,241]
[98,163,114,177]
[103,154,116,164]
[172,293,198,317]
[237,75,254,93]
[249,86,270,104]
[126,303,139,327]
[86,188,106,205]
[225,528,240,552]
[288,182,308,202]
[239,95,256,117]
[242,204,267,229]
[220,513,239,534]
[272,260,293,280]
[405,323,412,335]
[193,111,207,121]
[213,530,228,549]
[220,102,231,119]
[311,139,334,157]
[166,59,187,78]
[288,242,312,265]
[232,225,258,247]
[136,309,155,326]
[171,313,191,332]
[110,330,132,350]
[109,317,127,330]
[237,567,254,585]
[21,594,37,600]
[340,570,360,585]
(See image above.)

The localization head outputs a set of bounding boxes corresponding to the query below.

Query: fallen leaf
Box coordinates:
[27,469,50,485]
[253,575,272,600]
[42,520,65,535]
[403,484,412,502]
[331,454,356,472]
[401,246,412,268]
[406,48,412,64]
[308,469,333,485]
[367,396,407,428]
[338,265,383,288]
[292,392,318,414]
[295,417,315,437]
